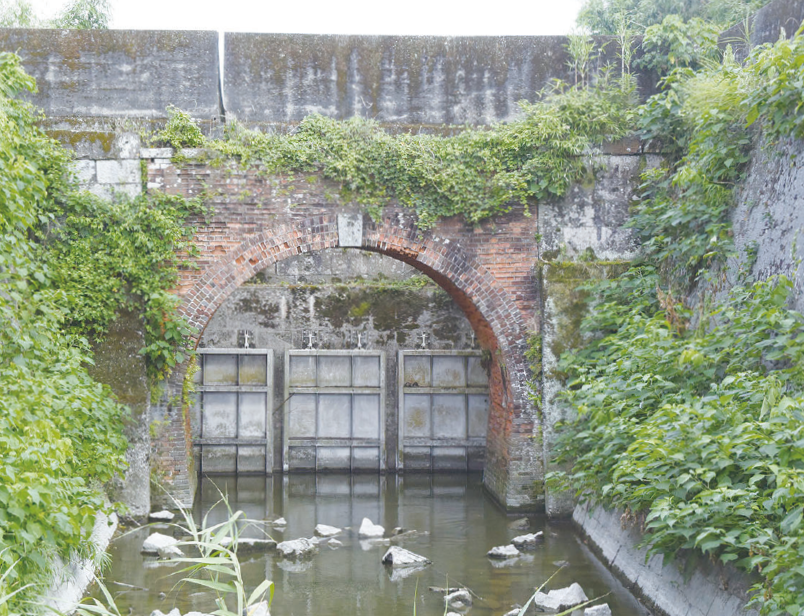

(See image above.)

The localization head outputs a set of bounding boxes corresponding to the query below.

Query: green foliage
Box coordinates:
[0,52,126,612]
[577,0,770,34]
[0,0,111,29]
[0,0,37,27]
[155,105,206,150]
[550,276,804,614]
[51,0,111,29]
[202,73,637,228]
[639,15,720,75]
[40,191,205,382]
[745,24,804,141]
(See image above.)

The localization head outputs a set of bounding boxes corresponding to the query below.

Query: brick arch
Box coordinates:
[172,212,541,510]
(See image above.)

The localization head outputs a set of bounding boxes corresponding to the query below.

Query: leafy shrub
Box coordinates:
[550,276,804,614]
[0,52,126,610]
[155,105,206,150]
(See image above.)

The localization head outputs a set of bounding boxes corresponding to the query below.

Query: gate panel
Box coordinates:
[398,350,489,471]
[284,350,385,472]
[193,349,274,474]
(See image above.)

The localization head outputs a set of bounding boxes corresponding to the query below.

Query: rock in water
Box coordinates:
[148,610,179,616]
[584,605,612,616]
[328,538,343,548]
[358,517,385,538]
[141,533,179,556]
[276,538,317,559]
[148,510,175,522]
[444,589,472,611]
[314,524,342,537]
[157,544,183,559]
[507,517,529,530]
[511,532,544,550]
[503,608,522,616]
[487,544,520,559]
[532,583,589,612]
[381,546,431,568]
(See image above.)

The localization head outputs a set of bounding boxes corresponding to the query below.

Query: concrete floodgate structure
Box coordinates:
[6,1,804,612]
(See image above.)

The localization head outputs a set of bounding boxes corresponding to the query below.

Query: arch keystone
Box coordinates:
[337,213,363,247]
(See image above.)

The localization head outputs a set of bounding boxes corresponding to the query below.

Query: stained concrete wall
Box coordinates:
[574,503,760,616]
[198,249,479,472]
[87,311,150,518]
[222,33,623,127]
[0,29,221,121]
[0,28,661,131]
[537,153,650,517]
[724,135,804,312]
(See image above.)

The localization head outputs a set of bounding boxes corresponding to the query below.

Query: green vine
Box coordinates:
[167,72,637,229]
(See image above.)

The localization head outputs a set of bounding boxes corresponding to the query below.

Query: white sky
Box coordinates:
[28,0,586,35]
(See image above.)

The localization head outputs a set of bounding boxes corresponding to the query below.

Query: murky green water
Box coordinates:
[101,474,649,615]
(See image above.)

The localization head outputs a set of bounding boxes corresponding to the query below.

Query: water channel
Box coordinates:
[101,473,649,616]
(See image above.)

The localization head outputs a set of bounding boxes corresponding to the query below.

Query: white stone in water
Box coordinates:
[532,583,589,612]
[584,604,612,616]
[148,610,180,616]
[157,544,183,559]
[486,544,520,559]
[444,589,472,610]
[315,524,342,537]
[381,546,431,568]
[148,510,175,522]
[276,538,317,559]
[358,517,385,538]
[511,532,544,550]
[272,517,287,526]
[328,538,343,548]
[503,609,522,616]
[142,532,179,555]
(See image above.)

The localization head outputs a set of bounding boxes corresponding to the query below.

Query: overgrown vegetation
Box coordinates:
[0,51,125,612]
[578,0,770,34]
[0,46,201,612]
[548,19,804,616]
[159,72,637,229]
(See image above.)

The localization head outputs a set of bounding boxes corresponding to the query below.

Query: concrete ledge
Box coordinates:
[573,502,760,616]
[44,511,118,614]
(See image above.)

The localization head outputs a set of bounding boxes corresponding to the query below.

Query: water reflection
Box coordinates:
[101,474,649,616]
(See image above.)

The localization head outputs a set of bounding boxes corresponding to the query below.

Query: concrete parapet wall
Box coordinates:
[0,28,221,120]
[223,33,618,127]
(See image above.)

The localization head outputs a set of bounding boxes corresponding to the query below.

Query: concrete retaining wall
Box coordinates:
[574,503,760,616]
[0,29,221,120]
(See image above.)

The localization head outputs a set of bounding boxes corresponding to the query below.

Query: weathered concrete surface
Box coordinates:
[0,29,221,120]
[222,33,621,127]
[88,310,150,518]
[574,503,760,616]
[727,135,804,313]
[537,154,648,517]
[719,0,804,57]
[540,262,629,518]
[538,155,655,262]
